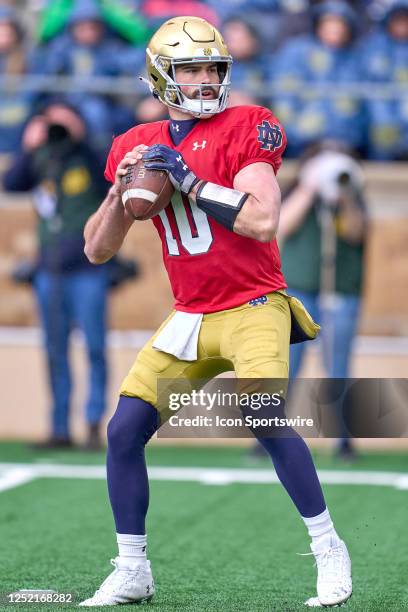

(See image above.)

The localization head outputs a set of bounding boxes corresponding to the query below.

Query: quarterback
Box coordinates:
[80,16,352,607]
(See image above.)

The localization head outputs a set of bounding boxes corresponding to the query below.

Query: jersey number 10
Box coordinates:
[158,192,213,256]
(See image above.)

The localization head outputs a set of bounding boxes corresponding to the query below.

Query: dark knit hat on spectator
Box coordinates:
[68,0,104,26]
[312,0,358,36]
[382,0,408,23]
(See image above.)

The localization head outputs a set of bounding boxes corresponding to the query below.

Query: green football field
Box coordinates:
[0,443,408,611]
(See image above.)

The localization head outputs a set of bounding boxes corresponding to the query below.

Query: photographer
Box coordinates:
[279,141,368,459]
[3,99,110,450]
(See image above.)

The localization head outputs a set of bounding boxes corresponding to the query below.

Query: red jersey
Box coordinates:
[105,105,288,313]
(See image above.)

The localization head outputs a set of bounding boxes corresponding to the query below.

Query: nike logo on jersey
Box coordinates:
[192,140,207,151]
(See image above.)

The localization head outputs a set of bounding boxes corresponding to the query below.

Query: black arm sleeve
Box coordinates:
[195,181,248,232]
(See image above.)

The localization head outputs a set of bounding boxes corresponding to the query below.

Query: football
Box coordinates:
[121,159,174,220]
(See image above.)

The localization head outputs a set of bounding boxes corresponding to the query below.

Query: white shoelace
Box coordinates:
[298,544,346,578]
[94,559,143,597]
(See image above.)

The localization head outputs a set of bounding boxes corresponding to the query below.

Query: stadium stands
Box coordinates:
[1,0,407,159]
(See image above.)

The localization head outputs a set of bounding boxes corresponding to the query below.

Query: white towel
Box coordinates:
[152,311,203,361]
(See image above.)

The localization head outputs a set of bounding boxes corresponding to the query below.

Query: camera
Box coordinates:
[47,123,72,146]
[337,170,353,186]
[300,150,364,204]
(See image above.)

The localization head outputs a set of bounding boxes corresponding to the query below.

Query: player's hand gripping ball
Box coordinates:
[143,144,200,194]
[120,157,174,221]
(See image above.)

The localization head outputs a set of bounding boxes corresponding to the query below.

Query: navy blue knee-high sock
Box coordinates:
[107,396,325,534]
[107,395,160,534]
[258,432,326,517]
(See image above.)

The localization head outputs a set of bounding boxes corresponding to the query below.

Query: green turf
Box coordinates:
[1,441,408,472]
[0,444,407,611]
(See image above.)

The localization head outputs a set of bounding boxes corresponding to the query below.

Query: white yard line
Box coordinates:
[0,466,38,492]
[0,463,408,492]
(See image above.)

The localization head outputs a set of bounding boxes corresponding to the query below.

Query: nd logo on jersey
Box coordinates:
[257,120,283,151]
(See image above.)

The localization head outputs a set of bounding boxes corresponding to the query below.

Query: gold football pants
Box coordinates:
[120,291,291,416]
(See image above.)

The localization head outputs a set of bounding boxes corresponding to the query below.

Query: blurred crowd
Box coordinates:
[0,0,407,161]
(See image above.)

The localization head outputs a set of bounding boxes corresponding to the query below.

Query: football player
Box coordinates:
[80,16,352,607]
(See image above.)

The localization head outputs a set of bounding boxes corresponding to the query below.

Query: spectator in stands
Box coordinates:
[278,141,368,459]
[41,0,137,150]
[134,95,167,123]
[0,6,32,155]
[3,100,109,450]
[362,0,408,159]
[207,0,275,23]
[141,0,220,29]
[215,0,311,53]
[228,90,259,107]
[38,0,150,48]
[222,17,270,103]
[270,1,366,157]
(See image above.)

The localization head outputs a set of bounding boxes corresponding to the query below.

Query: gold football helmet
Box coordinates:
[146,16,232,117]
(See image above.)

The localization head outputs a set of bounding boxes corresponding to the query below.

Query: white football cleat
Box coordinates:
[305,596,323,607]
[79,557,155,606]
[311,537,352,606]
[304,596,349,607]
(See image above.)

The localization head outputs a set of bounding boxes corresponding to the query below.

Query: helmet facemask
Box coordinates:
[147,49,232,117]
